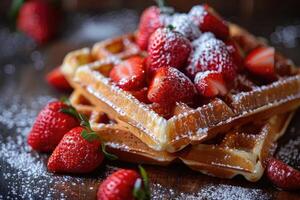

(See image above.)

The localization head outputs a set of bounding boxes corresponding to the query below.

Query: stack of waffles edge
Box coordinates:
[60,23,300,181]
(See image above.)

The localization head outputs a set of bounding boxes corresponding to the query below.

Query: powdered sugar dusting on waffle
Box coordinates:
[171,14,201,40]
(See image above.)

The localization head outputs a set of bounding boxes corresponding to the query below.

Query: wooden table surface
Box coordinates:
[0,10,300,200]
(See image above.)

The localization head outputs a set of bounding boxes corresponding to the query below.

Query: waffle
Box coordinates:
[61,24,300,152]
[70,89,293,181]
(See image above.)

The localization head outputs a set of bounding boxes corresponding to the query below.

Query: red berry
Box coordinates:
[97,169,140,200]
[28,101,79,152]
[109,56,146,91]
[194,71,228,97]
[189,5,229,39]
[266,157,300,190]
[244,46,276,79]
[226,40,244,71]
[136,6,163,50]
[148,67,196,104]
[17,0,59,44]
[46,67,72,91]
[47,127,104,173]
[147,27,192,75]
[186,37,236,81]
[130,87,151,104]
[170,14,201,40]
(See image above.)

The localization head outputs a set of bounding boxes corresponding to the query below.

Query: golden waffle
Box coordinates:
[61,24,300,152]
[70,89,293,181]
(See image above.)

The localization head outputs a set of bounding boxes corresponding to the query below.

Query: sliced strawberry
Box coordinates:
[148,67,196,104]
[130,87,151,104]
[186,37,236,81]
[46,67,72,91]
[244,46,276,79]
[266,157,300,190]
[109,56,146,91]
[194,71,228,98]
[189,4,229,40]
[147,27,192,75]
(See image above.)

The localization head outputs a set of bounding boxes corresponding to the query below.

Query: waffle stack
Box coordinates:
[60,22,300,181]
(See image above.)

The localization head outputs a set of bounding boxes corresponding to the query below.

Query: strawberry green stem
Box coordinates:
[133,165,151,200]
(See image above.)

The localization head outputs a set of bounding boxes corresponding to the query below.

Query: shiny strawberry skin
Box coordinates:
[194,71,228,97]
[17,0,59,44]
[130,87,151,104]
[244,46,276,79]
[109,56,146,91]
[136,6,162,50]
[189,5,229,40]
[47,127,104,173]
[97,169,140,200]
[28,101,79,152]
[148,67,196,104]
[147,27,192,75]
[46,67,72,91]
[226,40,244,72]
[266,157,300,190]
[186,37,236,81]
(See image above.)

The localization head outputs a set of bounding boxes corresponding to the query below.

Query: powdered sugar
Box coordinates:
[171,14,201,40]
[188,5,207,27]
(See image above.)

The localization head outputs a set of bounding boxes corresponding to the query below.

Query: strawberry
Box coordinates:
[170,14,201,41]
[136,6,163,50]
[244,46,276,79]
[17,0,59,44]
[147,27,192,75]
[186,37,236,81]
[149,103,174,119]
[148,67,196,104]
[46,67,72,91]
[226,39,244,71]
[28,101,79,152]
[130,87,151,104]
[188,5,229,40]
[266,157,300,190]
[47,127,104,173]
[192,32,215,49]
[194,71,228,98]
[97,166,150,200]
[109,56,146,91]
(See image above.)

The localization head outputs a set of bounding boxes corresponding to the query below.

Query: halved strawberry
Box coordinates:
[189,4,229,40]
[244,46,276,79]
[148,67,196,104]
[130,87,151,104]
[109,56,146,91]
[194,71,228,98]
[266,157,300,190]
[46,67,72,91]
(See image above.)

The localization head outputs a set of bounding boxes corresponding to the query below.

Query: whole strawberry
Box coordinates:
[186,36,236,81]
[47,127,104,173]
[17,0,59,44]
[97,166,150,200]
[46,67,72,91]
[147,27,192,75]
[136,6,163,50]
[148,67,196,104]
[266,157,300,190]
[28,101,79,152]
[189,4,229,40]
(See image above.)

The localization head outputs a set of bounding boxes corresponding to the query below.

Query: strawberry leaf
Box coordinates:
[101,143,118,160]
[8,0,24,22]
[133,165,151,200]
[81,130,99,142]
[60,96,72,106]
